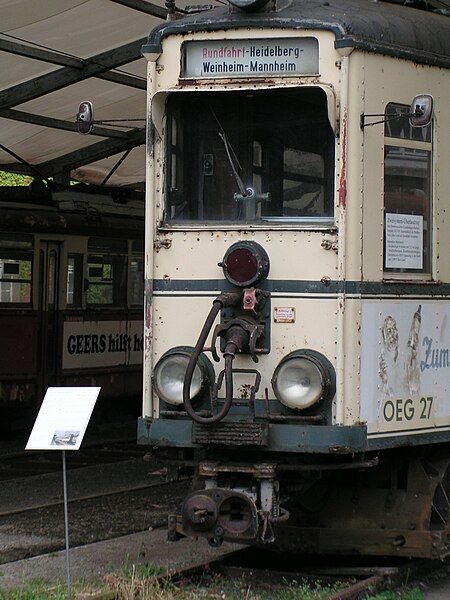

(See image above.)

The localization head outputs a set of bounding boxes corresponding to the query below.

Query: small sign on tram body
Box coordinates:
[183,38,319,78]
[26,387,100,451]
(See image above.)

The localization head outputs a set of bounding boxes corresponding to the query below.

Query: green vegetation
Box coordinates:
[103,569,346,600]
[0,171,31,186]
[0,579,104,600]
[0,568,425,600]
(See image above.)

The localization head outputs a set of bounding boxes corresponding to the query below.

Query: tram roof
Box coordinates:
[144,0,450,70]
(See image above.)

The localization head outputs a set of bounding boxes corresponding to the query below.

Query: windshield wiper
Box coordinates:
[209,106,249,197]
[217,131,249,197]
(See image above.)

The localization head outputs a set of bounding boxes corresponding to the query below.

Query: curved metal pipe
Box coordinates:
[183,294,239,424]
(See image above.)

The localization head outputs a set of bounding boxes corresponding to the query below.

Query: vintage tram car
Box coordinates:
[138,0,450,557]
[0,184,144,434]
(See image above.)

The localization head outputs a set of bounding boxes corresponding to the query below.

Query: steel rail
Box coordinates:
[156,552,447,600]
[0,476,188,518]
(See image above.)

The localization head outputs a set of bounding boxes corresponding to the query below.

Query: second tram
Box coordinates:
[0,185,144,434]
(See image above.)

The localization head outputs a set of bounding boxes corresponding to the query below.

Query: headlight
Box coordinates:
[271,350,335,411]
[154,347,212,406]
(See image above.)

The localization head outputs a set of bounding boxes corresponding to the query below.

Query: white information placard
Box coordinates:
[26,387,101,451]
[385,213,423,270]
[183,38,319,78]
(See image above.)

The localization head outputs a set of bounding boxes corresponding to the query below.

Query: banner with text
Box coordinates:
[62,320,143,370]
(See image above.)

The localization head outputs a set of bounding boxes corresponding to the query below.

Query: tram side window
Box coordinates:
[86,238,127,306]
[130,240,144,305]
[66,254,83,307]
[383,103,432,275]
[0,235,33,305]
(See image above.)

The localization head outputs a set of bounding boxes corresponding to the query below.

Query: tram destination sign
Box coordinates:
[182,38,319,78]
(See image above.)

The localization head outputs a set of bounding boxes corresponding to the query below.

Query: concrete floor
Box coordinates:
[423,564,450,600]
[425,580,450,599]
[0,528,243,589]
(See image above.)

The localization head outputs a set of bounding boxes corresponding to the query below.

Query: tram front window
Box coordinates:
[166,88,334,224]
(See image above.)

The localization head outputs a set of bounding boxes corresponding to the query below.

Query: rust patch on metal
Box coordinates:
[239,383,252,399]
[338,110,348,209]
[144,279,153,359]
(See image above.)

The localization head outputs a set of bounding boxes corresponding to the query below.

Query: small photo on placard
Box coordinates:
[51,431,80,447]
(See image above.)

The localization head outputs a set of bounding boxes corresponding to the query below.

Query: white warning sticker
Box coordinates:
[274,307,295,323]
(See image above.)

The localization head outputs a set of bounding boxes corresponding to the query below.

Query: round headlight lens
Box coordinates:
[272,351,333,411]
[154,353,203,406]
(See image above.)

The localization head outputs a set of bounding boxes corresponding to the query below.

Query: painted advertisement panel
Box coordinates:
[62,320,143,370]
[361,301,450,435]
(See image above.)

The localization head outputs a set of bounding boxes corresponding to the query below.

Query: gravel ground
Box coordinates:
[0,458,190,564]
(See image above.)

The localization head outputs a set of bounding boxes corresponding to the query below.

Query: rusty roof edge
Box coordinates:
[335,37,450,69]
[142,12,346,53]
[142,2,450,70]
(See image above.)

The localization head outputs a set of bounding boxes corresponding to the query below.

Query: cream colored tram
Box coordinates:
[139,0,450,557]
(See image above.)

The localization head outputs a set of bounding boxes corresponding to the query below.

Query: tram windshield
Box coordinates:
[165,88,335,224]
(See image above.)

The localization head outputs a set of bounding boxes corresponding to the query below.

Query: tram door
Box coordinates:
[38,241,61,401]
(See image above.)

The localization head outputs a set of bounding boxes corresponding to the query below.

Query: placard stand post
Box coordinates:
[62,450,72,599]
[26,386,101,600]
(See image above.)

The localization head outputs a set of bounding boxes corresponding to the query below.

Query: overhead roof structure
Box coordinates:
[0,0,221,187]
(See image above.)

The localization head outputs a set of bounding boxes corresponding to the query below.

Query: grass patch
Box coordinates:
[7,565,426,600]
[0,580,105,600]
[104,568,346,600]
[121,564,165,580]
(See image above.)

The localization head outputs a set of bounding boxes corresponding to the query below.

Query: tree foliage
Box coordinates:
[0,170,32,186]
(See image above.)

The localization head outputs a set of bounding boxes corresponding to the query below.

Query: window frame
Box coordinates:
[130,239,144,307]
[0,236,33,307]
[383,102,433,281]
[66,253,84,309]
[163,88,336,230]
[86,237,128,308]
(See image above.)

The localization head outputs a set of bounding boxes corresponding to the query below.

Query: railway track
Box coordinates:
[154,548,446,600]
[0,473,188,518]
[0,439,145,481]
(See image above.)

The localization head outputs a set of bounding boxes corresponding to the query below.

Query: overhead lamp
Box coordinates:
[228,0,271,11]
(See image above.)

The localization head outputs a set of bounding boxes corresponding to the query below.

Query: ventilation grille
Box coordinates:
[192,421,268,446]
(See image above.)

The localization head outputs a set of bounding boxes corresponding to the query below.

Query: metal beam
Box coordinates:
[0,37,146,110]
[96,70,146,89]
[37,129,146,176]
[0,108,130,139]
[0,38,146,90]
[0,163,33,175]
[0,37,82,68]
[109,0,167,18]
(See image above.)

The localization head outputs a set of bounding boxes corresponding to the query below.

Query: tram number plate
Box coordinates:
[381,396,434,424]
